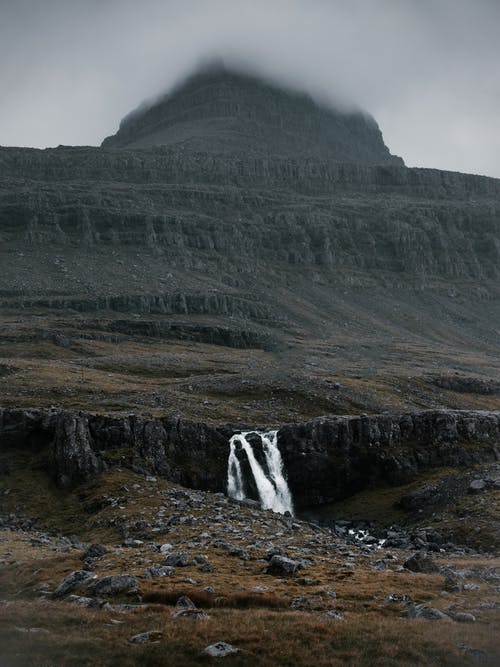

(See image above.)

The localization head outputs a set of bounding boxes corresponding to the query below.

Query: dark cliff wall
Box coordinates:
[279,411,500,508]
[1,408,499,510]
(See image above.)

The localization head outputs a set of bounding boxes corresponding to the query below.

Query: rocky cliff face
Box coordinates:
[279,411,500,508]
[1,407,498,511]
[1,64,499,423]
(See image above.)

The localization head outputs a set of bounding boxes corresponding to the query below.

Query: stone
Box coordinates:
[89,574,138,597]
[173,608,209,620]
[229,547,249,560]
[143,565,175,579]
[403,552,439,574]
[385,594,413,604]
[83,543,107,559]
[176,596,196,609]
[66,595,102,607]
[163,552,190,567]
[265,555,299,575]
[129,631,162,644]
[200,563,214,573]
[468,479,486,493]
[453,612,476,622]
[406,604,451,620]
[52,570,96,598]
[203,642,240,657]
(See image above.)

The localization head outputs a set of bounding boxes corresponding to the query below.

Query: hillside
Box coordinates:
[1,65,499,667]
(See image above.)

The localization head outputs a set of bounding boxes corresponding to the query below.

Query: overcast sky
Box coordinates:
[1,0,499,178]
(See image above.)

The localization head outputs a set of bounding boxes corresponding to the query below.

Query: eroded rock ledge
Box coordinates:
[0,408,498,509]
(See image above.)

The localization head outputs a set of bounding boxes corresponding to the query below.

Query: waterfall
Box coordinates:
[227,430,294,515]
[227,437,245,500]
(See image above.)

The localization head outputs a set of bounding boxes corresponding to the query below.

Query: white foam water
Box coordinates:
[227,430,294,515]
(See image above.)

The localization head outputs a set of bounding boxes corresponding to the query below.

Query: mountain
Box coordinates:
[0,65,499,423]
[102,65,404,165]
[2,65,500,666]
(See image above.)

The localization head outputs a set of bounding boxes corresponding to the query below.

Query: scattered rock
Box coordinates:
[14,627,50,634]
[52,570,96,598]
[203,642,240,657]
[453,612,476,622]
[385,594,413,604]
[143,566,175,579]
[163,552,190,567]
[200,563,214,573]
[265,555,299,575]
[83,543,107,559]
[468,479,486,494]
[406,603,451,620]
[176,596,196,609]
[89,574,138,597]
[403,552,439,574]
[172,608,209,620]
[129,631,162,644]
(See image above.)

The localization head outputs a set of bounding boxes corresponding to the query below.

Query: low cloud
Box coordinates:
[1,0,499,177]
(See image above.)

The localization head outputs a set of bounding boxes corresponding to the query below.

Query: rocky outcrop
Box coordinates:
[279,411,500,508]
[0,408,228,492]
[52,413,102,486]
[1,408,499,511]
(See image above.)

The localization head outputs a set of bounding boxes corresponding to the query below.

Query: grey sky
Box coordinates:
[1,0,499,178]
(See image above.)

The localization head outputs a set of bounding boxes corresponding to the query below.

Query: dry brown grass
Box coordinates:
[1,461,499,666]
[0,600,499,667]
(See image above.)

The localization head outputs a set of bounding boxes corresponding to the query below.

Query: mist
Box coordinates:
[1,0,499,177]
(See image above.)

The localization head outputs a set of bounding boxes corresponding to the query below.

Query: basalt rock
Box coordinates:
[277,410,500,508]
[1,408,499,509]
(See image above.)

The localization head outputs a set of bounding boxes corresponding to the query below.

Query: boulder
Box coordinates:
[265,555,299,575]
[89,574,138,597]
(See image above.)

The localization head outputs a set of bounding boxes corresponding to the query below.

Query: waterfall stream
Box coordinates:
[227,430,294,515]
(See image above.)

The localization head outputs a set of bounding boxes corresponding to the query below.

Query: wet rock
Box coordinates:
[52,570,96,598]
[89,574,138,597]
[176,596,196,609]
[203,642,240,657]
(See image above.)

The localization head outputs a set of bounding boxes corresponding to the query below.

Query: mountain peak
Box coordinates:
[102,65,403,165]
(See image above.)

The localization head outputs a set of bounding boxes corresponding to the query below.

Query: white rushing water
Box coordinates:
[227,430,294,515]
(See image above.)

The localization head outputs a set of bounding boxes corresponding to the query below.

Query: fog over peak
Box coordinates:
[1,0,499,177]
